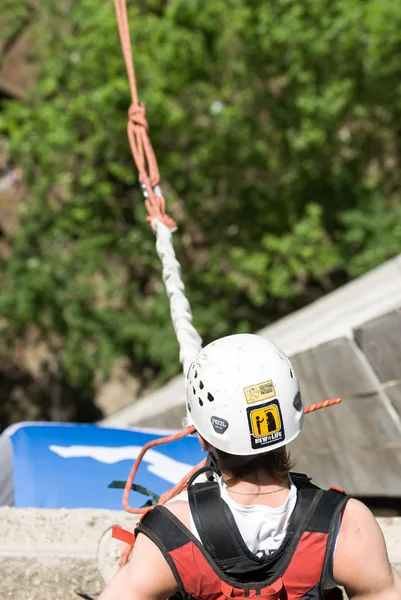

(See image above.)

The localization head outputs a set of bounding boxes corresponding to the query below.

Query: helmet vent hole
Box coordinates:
[192,387,196,395]
[187,403,192,412]
[207,392,214,402]
[194,370,198,379]
[198,397,203,407]
[290,369,294,378]
[199,381,204,390]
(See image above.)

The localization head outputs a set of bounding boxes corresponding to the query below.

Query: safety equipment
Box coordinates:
[186,333,303,455]
[132,470,349,600]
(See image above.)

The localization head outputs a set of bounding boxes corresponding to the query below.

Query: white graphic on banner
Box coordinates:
[49,445,194,484]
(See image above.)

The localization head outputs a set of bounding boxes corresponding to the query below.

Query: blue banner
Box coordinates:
[6,422,205,509]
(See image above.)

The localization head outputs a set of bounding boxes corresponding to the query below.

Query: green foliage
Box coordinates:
[230,204,341,303]
[1,0,401,405]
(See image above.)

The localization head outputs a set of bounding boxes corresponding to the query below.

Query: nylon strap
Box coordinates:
[188,474,349,581]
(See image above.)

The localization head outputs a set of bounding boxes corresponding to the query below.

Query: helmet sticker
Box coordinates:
[211,416,229,434]
[246,400,285,449]
[243,380,276,404]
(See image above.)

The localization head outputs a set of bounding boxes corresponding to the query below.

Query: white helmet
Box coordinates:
[186,334,303,455]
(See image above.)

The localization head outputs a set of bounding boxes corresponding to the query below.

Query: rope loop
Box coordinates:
[146,195,177,232]
[114,0,176,231]
[128,103,148,130]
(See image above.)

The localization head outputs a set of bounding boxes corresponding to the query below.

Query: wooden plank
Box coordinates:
[291,338,401,451]
[290,337,401,495]
[354,309,401,421]
[292,444,401,496]
[355,308,401,382]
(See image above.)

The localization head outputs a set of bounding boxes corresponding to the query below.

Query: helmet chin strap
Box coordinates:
[206,451,221,477]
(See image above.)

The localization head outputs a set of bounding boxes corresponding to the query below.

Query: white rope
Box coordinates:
[152,219,203,377]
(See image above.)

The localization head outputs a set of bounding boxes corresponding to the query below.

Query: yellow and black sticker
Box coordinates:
[243,380,276,405]
[246,400,285,450]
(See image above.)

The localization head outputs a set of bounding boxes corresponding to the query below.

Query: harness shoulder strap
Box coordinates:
[188,480,243,564]
[290,481,350,596]
[135,506,194,598]
[136,505,191,552]
[289,471,320,490]
[305,487,348,533]
[188,477,323,579]
[319,488,350,595]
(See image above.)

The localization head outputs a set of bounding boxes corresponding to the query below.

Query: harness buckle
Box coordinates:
[221,578,283,599]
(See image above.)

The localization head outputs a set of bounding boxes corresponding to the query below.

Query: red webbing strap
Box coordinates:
[112,525,135,546]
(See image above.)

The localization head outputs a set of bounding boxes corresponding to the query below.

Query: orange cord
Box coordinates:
[122,425,197,514]
[303,397,341,414]
[114,0,176,231]
[118,425,205,567]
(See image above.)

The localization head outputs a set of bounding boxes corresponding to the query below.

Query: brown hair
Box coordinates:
[211,446,294,487]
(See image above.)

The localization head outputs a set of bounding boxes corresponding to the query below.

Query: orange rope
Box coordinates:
[304,397,341,414]
[122,425,197,514]
[119,455,207,567]
[118,425,205,567]
[114,0,176,231]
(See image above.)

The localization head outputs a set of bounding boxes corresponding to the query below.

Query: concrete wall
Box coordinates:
[0,507,400,600]
[0,507,134,600]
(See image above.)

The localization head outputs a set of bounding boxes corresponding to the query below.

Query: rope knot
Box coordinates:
[128,103,148,129]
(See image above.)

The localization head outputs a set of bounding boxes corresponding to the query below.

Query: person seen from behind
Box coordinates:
[99,334,401,600]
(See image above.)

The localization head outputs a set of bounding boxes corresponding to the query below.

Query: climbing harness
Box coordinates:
[110,0,343,570]
[133,471,349,600]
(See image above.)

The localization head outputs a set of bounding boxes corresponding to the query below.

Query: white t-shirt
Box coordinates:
[171,477,298,557]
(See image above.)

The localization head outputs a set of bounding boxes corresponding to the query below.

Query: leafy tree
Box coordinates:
[0,0,400,415]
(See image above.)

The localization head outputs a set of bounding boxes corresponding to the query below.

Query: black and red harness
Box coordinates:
[119,469,349,600]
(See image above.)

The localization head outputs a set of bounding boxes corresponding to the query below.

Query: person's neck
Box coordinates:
[221,468,289,490]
